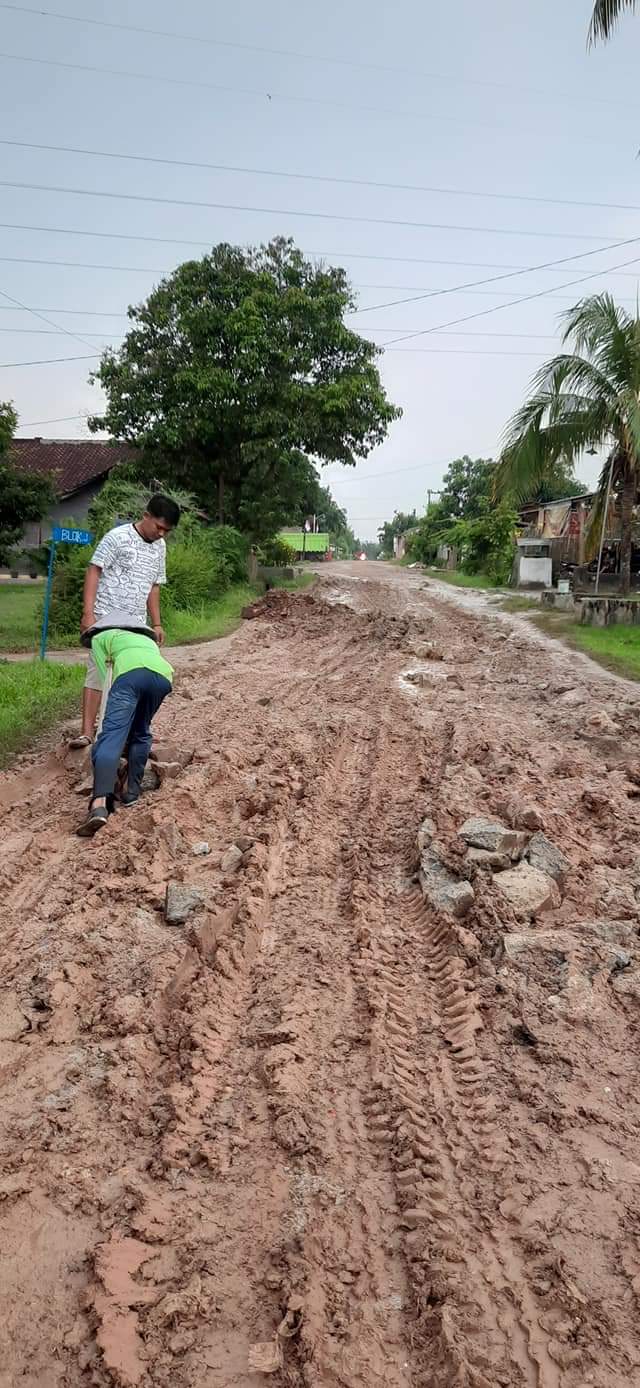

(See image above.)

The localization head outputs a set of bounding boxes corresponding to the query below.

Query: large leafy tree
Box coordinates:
[497,294,640,593]
[90,238,400,541]
[0,403,53,565]
[588,0,636,44]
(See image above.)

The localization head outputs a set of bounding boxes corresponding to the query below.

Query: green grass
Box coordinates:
[426,568,496,590]
[0,575,316,653]
[0,583,42,652]
[529,610,640,682]
[161,584,259,644]
[0,660,85,765]
[498,595,541,613]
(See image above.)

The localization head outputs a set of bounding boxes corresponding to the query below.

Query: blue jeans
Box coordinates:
[91,670,172,801]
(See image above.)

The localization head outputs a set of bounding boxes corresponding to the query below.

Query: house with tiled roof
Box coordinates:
[10,437,135,547]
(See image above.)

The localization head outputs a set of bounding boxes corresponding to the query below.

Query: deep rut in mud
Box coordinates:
[1,567,640,1388]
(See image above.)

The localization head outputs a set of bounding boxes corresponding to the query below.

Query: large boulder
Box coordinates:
[495,863,560,918]
[526,832,570,887]
[420,845,474,918]
[459,816,528,859]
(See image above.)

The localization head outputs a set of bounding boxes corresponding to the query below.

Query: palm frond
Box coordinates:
[588,0,637,44]
[561,293,632,355]
[528,351,617,407]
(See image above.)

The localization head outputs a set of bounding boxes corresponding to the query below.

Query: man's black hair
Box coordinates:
[147,493,180,527]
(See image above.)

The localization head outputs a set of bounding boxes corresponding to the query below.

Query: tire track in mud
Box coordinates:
[244,721,415,1388]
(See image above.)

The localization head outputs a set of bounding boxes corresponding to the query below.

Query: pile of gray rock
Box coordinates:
[418,812,570,921]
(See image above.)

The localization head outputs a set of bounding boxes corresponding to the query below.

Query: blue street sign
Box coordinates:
[40,528,94,659]
[51,526,93,546]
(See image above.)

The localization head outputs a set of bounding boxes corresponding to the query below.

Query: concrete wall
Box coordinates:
[517,555,552,588]
[22,480,102,547]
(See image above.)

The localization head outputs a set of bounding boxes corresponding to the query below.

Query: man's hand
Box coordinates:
[153,624,165,646]
[80,610,96,634]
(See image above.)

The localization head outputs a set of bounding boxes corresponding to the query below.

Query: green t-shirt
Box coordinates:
[91,629,174,686]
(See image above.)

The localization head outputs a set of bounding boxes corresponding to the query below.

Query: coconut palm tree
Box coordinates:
[589,0,637,44]
[497,294,640,593]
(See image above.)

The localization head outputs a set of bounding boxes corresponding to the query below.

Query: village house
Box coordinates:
[10,437,134,549]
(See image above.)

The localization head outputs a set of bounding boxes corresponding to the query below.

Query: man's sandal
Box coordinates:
[76,803,108,837]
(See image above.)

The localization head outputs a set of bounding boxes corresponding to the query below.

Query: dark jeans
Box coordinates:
[91,669,171,800]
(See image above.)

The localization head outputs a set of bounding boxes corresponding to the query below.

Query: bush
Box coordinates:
[46,520,249,642]
[46,542,92,638]
[88,478,195,540]
[257,536,297,566]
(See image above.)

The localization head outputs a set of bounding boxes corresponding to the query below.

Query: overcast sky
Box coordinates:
[2,1,640,538]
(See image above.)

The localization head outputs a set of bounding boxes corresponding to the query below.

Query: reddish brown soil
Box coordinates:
[1,564,640,1388]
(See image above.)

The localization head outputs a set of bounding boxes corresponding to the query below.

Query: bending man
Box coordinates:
[70,493,179,749]
[77,613,174,837]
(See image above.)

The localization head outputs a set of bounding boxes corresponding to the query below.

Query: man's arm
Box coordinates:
[147,584,164,644]
[81,563,102,633]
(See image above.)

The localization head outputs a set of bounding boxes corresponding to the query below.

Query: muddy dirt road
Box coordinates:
[1,563,640,1388]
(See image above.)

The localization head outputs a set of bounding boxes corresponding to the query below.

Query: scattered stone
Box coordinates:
[165,882,204,925]
[465,847,512,872]
[583,708,619,736]
[502,800,545,832]
[446,672,465,690]
[526,832,570,887]
[419,845,474,918]
[582,788,612,815]
[257,696,272,707]
[154,761,183,782]
[495,863,560,918]
[420,642,444,661]
[557,688,587,707]
[416,817,436,853]
[150,741,195,769]
[220,844,244,874]
[0,991,29,1042]
[459,816,528,859]
[140,764,160,793]
[192,841,210,856]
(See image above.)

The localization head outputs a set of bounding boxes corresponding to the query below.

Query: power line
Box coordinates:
[0,317,562,340]
[2,3,637,114]
[15,413,85,426]
[3,221,640,281]
[0,178,617,241]
[0,325,547,355]
[4,137,640,215]
[0,219,215,250]
[0,284,101,352]
[0,326,120,335]
[380,248,640,347]
[0,50,504,136]
[0,353,99,367]
[0,255,158,273]
[0,303,130,317]
[351,234,640,314]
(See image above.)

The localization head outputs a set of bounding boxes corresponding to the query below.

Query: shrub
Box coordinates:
[257,536,297,566]
[88,478,196,540]
[46,520,249,641]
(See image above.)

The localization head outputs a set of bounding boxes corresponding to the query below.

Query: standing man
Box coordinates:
[70,493,180,748]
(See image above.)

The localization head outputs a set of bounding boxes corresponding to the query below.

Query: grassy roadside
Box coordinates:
[0,661,85,766]
[0,573,315,653]
[0,584,43,652]
[425,568,496,590]
[0,573,315,764]
[529,609,640,682]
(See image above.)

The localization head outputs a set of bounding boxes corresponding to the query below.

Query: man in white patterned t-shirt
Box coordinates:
[70,494,180,747]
